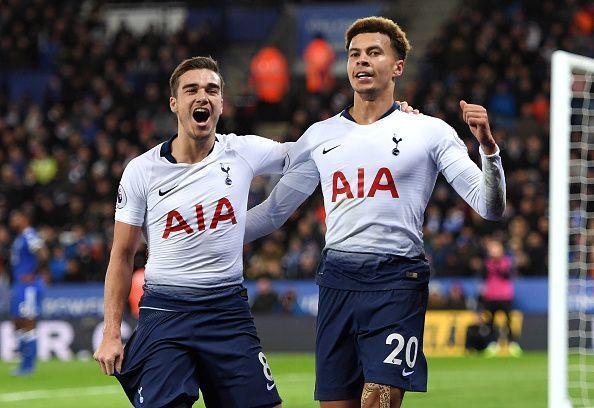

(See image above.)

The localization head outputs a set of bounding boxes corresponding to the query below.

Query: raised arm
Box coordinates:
[94,221,143,375]
[450,146,506,220]
[450,101,505,220]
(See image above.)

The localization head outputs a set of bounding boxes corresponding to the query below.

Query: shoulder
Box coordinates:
[311,113,344,131]
[217,133,280,150]
[300,113,344,140]
[394,112,464,147]
[120,146,160,188]
[125,145,159,172]
[393,111,451,132]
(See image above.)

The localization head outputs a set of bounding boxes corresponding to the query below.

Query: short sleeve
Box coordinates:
[233,135,290,176]
[114,158,148,226]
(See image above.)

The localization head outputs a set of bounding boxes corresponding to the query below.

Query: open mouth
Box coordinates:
[192,108,210,123]
[354,72,373,80]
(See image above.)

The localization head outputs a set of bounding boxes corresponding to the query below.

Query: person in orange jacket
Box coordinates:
[303,33,336,94]
[250,46,289,104]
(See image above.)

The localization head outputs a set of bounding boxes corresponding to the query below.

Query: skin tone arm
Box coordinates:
[94,221,143,375]
[459,100,497,154]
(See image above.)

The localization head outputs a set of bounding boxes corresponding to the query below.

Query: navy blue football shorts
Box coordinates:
[315,250,430,401]
[115,285,282,408]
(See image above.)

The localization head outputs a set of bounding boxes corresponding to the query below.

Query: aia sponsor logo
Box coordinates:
[162,197,237,238]
[332,167,399,202]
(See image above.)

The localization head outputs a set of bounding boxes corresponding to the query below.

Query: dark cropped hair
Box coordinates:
[169,56,225,97]
[345,16,412,60]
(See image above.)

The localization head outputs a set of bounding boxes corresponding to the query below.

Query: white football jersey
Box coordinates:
[283,107,474,257]
[115,133,288,288]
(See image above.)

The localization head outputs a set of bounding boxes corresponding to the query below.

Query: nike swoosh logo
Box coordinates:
[267,382,276,391]
[322,145,341,154]
[158,186,177,196]
[402,369,414,377]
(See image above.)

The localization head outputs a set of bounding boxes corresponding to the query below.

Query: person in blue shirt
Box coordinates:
[9,209,47,376]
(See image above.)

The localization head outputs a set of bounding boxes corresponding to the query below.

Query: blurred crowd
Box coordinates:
[0,0,592,297]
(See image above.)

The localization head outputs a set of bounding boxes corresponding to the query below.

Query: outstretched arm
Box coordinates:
[245,160,319,243]
[245,181,311,243]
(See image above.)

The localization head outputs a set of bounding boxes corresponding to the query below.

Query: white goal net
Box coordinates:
[549,50,594,408]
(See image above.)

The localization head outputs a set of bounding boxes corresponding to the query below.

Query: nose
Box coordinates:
[356,53,370,66]
[195,89,208,103]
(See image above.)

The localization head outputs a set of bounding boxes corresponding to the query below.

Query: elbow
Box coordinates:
[109,246,136,267]
[482,201,506,221]
[484,213,504,222]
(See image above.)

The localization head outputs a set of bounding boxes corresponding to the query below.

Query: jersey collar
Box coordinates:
[340,102,400,123]
[160,134,219,164]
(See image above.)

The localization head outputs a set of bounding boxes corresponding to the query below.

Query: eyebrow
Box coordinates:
[349,45,383,53]
[181,82,221,90]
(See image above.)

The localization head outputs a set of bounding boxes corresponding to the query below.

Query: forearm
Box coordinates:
[480,147,506,219]
[245,180,310,243]
[102,254,134,339]
[450,146,506,221]
[102,222,141,339]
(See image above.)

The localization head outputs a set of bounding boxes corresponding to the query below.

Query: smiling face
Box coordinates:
[169,68,223,142]
[347,32,403,99]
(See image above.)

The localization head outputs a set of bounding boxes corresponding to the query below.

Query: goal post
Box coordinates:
[549,50,594,408]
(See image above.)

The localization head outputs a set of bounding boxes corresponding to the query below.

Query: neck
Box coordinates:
[172,132,215,163]
[350,87,396,124]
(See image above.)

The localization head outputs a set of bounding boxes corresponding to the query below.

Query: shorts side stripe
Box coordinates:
[138,306,177,312]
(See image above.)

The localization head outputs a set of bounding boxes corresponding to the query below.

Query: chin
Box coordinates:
[356,88,379,98]
[188,126,211,139]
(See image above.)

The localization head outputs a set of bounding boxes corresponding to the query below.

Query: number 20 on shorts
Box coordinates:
[383,333,418,369]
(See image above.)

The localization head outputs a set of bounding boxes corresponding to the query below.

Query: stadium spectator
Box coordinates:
[465,311,496,353]
[245,16,506,408]
[251,277,281,314]
[427,282,447,310]
[481,238,522,357]
[48,245,68,282]
[443,282,468,310]
[246,236,285,279]
[250,46,290,120]
[303,33,336,94]
[278,288,305,315]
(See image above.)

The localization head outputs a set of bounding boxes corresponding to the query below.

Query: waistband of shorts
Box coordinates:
[143,284,244,300]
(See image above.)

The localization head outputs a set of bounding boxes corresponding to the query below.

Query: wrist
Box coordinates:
[480,142,498,156]
[102,325,122,339]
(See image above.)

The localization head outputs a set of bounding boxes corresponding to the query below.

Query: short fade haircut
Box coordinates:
[169,56,225,97]
[345,16,411,60]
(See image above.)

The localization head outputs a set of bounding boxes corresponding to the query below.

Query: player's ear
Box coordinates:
[392,59,404,79]
[169,96,177,113]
